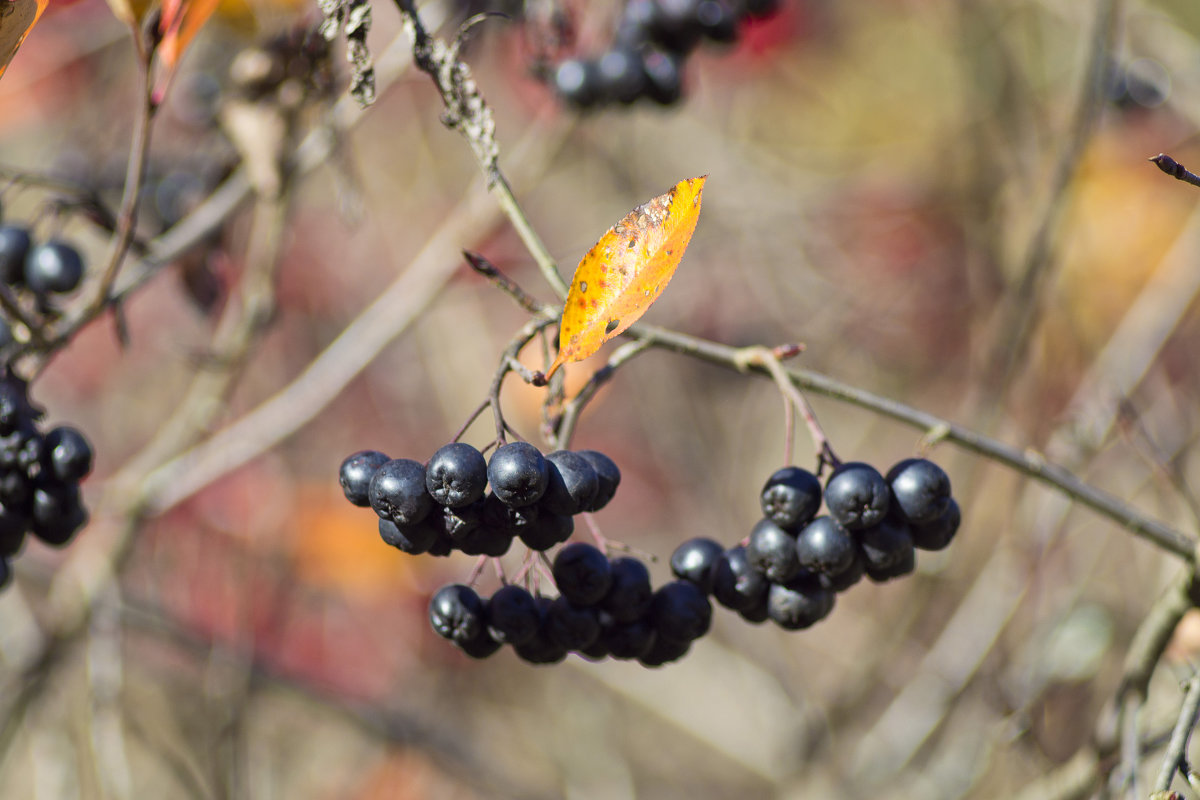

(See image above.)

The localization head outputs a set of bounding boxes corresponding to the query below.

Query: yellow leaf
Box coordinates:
[0,0,47,82]
[154,0,219,101]
[545,175,706,379]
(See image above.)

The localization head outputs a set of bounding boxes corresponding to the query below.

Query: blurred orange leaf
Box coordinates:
[545,175,706,379]
[155,0,218,94]
[0,0,47,81]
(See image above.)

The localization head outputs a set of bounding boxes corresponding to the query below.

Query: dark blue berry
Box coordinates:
[545,596,601,651]
[669,536,723,593]
[25,240,84,294]
[425,442,487,508]
[513,597,568,665]
[596,47,647,104]
[738,591,770,624]
[910,498,960,551]
[518,509,573,551]
[486,584,541,645]
[428,584,486,643]
[456,627,503,659]
[577,450,620,511]
[340,450,389,507]
[695,0,739,44]
[601,556,653,623]
[760,466,822,530]
[767,574,835,630]
[639,635,691,667]
[887,458,951,524]
[369,458,434,524]
[553,59,601,109]
[651,580,712,643]
[552,542,612,606]
[820,547,865,593]
[857,514,915,579]
[599,612,656,660]
[30,481,86,546]
[540,450,599,515]
[487,442,549,508]
[641,49,684,105]
[746,518,801,582]
[794,516,856,577]
[825,462,890,530]
[378,516,439,555]
[712,545,769,611]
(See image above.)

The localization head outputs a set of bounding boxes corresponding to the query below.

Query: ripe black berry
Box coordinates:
[738,592,770,624]
[552,542,613,605]
[553,59,601,108]
[743,0,781,18]
[425,442,487,508]
[456,627,503,659]
[487,442,549,508]
[600,556,653,622]
[577,450,620,511]
[30,481,86,546]
[25,240,84,294]
[652,0,704,54]
[639,635,690,667]
[820,547,865,593]
[428,584,486,643]
[767,574,835,630]
[599,612,656,660]
[0,225,31,285]
[442,499,485,541]
[669,536,723,593]
[794,516,856,577]
[651,580,712,643]
[540,450,599,515]
[910,498,960,551]
[455,522,513,557]
[641,49,684,105]
[369,458,434,524]
[746,518,801,582]
[513,597,568,664]
[695,0,739,44]
[887,458,951,524]
[517,509,573,551]
[486,584,541,645]
[824,462,890,530]
[545,595,601,650]
[596,47,647,104]
[760,466,823,530]
[0,558,9,590]
[339,450,389,507]
[711,545,769,611]
[857,514,915,579]
[378,516,439,555]
[0,521,23,558]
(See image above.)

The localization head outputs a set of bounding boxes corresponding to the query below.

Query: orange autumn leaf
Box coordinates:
[0,0,47,82]
[545,175,706,379]
[154,0,219,99]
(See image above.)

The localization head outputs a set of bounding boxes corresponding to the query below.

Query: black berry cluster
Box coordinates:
[548,0,781,109]
[674,458,960,631]
[339,442,622,558]
[0,371,94,590]
[0,223,86,302]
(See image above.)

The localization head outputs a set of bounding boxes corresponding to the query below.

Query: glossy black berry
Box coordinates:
[669,536,723,593]
[30,481,86,546]
[711,545,769,611]
[910,498,960,551]
[743,0,782,18]
[428,584,486,643]
[487,442,549,508]
[339,450,389,507]
[517,509,573,551]
[540,450,599,515]
[25,240,84,294]
[425,442,488,508]
[456,627,503,659]
[0,469,30,507]
[887,458,951,524]
[552,542,612,605]
[767,574,835,630]
[820,547,865,593]
[0,521,23,558]
[794,516,856,577]
[652,0,704,54]
[481,492,537,535]
[378,516,439,555]
[616,0,659,47]
[426,530,454,557]
[857,514,915,579]
[545,596,601,650]
[0,376,36,437]
[486,584,541,645]
[0,225,31,285]
[825,462,890,530]
[368,458,434,524]
[599,612,657,660]
[577,450,620,511]
[442,499,484,541]
[600,556,653,623]
[639,635,691,668]
[761,466,823,530]
[738,591,770,624]
[865,540,915,583]
[746,517,801,582]
[651,580,712,643]
[455,522,513,557]
[596,47,647,104]
[513,597,568,664]
[553,59,601,108]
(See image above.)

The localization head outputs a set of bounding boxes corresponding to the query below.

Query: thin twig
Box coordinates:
[550,338,652,450]
[736,345,838,472]
[463,250,545,314]
[1150,154,1200,189]
[1153,672,1200,793]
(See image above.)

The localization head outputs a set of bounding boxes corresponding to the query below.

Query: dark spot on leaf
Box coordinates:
[605,319,619,334]
[626,236,637,250]
[580,281,588,293]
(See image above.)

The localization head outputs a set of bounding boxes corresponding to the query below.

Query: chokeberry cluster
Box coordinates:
[548,0,781,109]
[674,458,961,631]
[0,371,94,590]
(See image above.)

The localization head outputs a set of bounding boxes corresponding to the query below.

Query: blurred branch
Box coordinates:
[1153,670,1200,793]
[1150,155,1200,189]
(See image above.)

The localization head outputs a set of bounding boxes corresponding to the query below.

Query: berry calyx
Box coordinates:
[368,458,434,524]
[760,466,822,530]
[425,442,488,508]
[824,462,890,530]
[487,442,549,508]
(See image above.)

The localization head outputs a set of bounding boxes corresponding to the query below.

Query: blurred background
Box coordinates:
[2,0,1200,797]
